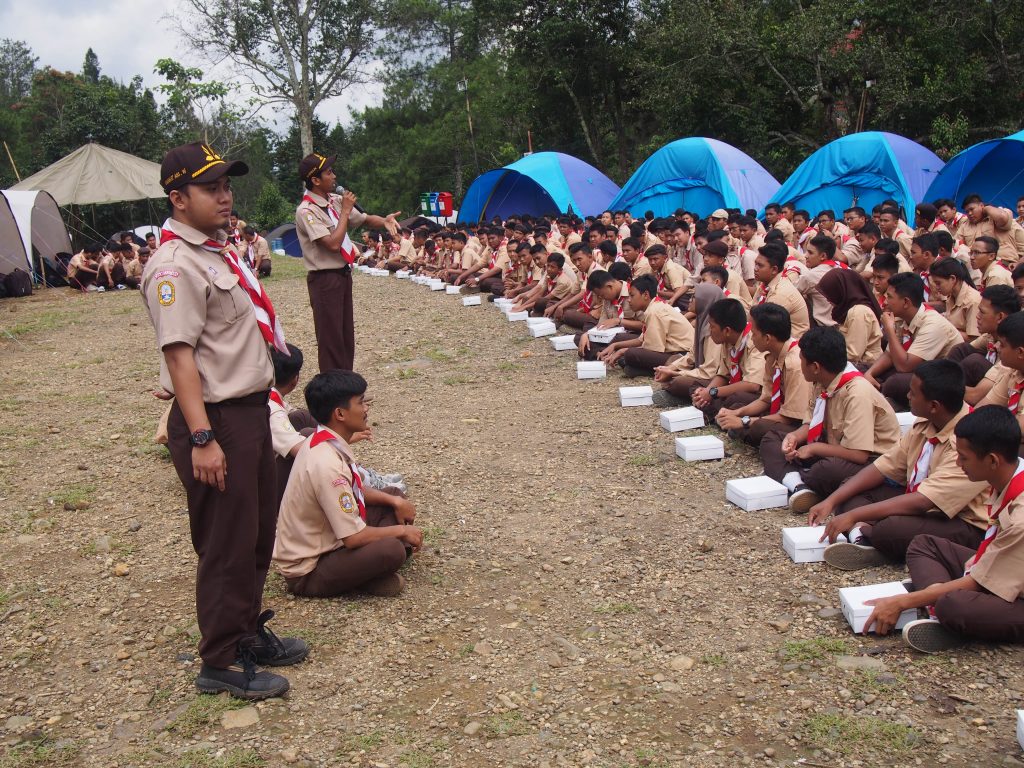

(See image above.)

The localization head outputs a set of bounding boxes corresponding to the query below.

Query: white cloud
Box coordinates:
[0,0,382,130]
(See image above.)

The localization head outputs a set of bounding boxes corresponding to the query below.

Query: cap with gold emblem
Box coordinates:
[160,142,249,194]
[298,152,336,181]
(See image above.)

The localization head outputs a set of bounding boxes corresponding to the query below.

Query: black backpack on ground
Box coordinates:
[3,268,33,298]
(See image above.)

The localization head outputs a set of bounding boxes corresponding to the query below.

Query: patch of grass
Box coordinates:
[805,713,918,754]
[263,571,287,600]
[0,589,10,608]
[457,644,474,658]
[632,748,670,768]
[1,310,76,339]
[348,730,385,751]
[485,712,530,739]
[496,362,521,372]
[387,346,415,363]
[421,525,447,543]
[291,626,339,647]
[53,483,96,507]
[780,637,851,663]
[397,368,420,380]
[167,694,247,738]
[442,375,475,385]
[701,653,727,668]
[429,573,445,586]
[848,668,905,696]
[595,601,638,615]
[424,347,453,362]
[627,454,659,467]
[0,739,81,768]
[398,749,436,768]
[173,748,265,768]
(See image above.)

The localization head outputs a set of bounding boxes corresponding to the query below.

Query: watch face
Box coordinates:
[191,430,213,446]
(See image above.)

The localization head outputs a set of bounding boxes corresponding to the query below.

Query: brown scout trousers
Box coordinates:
[907,534,1024,642]
[284,504,409,597]
[167,393,277,668]
[759,429,872,499]
[307,268,355,373]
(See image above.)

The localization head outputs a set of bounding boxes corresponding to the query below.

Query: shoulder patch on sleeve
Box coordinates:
[157,281,175,307]
[331,476,350,488]
[339,491,357,513]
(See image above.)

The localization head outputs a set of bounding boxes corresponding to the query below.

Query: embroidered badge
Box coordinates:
[331,477,350,488]
[157,281,175,307]
[154,269,180,279]
[306,213,315,224]
[339,492,357,513]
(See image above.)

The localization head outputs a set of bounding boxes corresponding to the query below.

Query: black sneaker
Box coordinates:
[787,484,820,514]
[249,610,309,667]
[902,619,964,654]
[652,389,687,408]
[195,649,290,700]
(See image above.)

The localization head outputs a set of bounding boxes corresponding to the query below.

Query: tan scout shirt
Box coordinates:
[842,238,867,269]
[295,191,368,271]
[599,280,637,322]
[979,367,1024,440]
[796,264,837,327]
[541,269,579,300]
[245,235,271,268]
[808,373,900,454]
[715,333,766,385]
[959,210,1019,265]
[898,305,962,360]
[758,339,811,421]
[840,304,883,365]
[657,259,691,293]
[395,237,416,264]
[631,255,653,279]
[724,268,753,309]
[979,260,1013,290]
[269,390,305,459]
[124,258,143,281]
[142,219,273,403]
[967,460,1024,602]
[754,275,811,338]
[272,427,366,578]
[773,217,795,245]
[872,405,988,528]
[737,241,763,282]
[641,300,694,353]
[945,284,981,337]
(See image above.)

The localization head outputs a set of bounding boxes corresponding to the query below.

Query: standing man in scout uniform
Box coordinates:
[142,142,307,700]
[294,152,400,372]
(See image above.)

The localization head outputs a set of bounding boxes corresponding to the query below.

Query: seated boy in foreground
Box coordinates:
[273,371,423,598]
[862,405,1024,651]
[689,297,766,417]
[760,326,901,513]
[807,360,987,569]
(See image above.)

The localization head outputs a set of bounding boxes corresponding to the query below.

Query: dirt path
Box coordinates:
[0,260,1021,768]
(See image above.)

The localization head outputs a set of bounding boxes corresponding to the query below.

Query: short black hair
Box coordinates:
[632,273,658,297]
[701,265,729,285]
[974,235,999,254]
[997,311,1024,348]
[1013,263,1024,282]
[955,405,1021,463]
[765,203,782,214]
[888,272,925,307]
[646,244,667,258]
[598,240,618,261]
[607,261,632,282]
[982,284,1021,315]
[305,370,368,426]
[548,252,565,268]
[912,233,939,256]
[707,297,748,332]
[85,242,102,254]
[567,241,586,256]
[933,230,955,253]
[622,236,642,251]
[962,193,984,208]
[809,233,837,258]
[243,225,256,236]
[271,343,304,386]
[859,221,881,239]
[915,202,938,222]
[750,302,791,341]
[758,241,788,272]
[799,326,847,374]
[587,269,614,291]
[844,206,866,218]
[913,360,964,413]
[737,215,757,228]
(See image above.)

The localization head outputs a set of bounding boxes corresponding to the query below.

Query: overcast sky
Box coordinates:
[1,0,384,131]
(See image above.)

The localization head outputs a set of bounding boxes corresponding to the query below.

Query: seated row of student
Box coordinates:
[94,242,133,290]
[807,360,988,573]
[510,252,579,315]
[978,313,1024,453]
[761,325,902,514]
[596,274,695,375]
[576,262,643,358]
[67,243,102,290]
[860,405,1024,650]
[752,241,811,338]
[546,243,608,328]
[864,272,963,409]
[273,370,422,598]
[714,302,810,446]
[948,285,1021,396]
[815,268,884,367]
[687,297,767,417]
[652,283,725,405]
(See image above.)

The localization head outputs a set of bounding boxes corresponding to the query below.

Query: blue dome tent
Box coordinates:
[457,152,620,223]
[767,132,943,218]
[924,129,1024,210]
[608,137,780,218]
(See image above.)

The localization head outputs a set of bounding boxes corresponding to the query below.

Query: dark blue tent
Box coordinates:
[924,130,1024,210]
[266,223,302,257]
[457,152,620,223]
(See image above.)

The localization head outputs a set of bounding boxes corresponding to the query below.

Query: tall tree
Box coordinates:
[81,48,100,84]
[0,39,37,105]
[175,0,378,155]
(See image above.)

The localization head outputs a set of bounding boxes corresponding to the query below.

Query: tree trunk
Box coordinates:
[453,142,463,200]
[297,100,314,156]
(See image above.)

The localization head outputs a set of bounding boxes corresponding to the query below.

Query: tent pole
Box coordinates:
[3,141,20,181]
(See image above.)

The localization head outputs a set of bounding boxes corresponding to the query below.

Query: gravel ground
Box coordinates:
[0,258,1022,768]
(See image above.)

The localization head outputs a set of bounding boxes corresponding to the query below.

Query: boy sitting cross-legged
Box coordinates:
[273,371,423,598]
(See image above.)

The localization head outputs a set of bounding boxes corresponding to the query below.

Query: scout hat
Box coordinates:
[161,142,248,193]
[299,152,336,180]
[710,208,729,220]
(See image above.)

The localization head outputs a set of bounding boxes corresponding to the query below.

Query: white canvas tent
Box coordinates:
[0,191,72,276]
[9,143,164,205]
[0,194,30,276]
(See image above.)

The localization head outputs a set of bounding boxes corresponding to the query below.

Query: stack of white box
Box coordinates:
[550,335,577,351]
[577,361,606,379]
[839,582,917,633]
[619,386,653,407]
[445,285,461,295]
[429,279,445,291]
[675,435,724,461]
[395,269,411,279]
[494,298,514,311]
[781,526,847,563]
[527,318,557,337]
[507,310,528,321]
[462,295,482,306]
[725,476,789,511]
[659,406,705,432]
[589,327,625,344]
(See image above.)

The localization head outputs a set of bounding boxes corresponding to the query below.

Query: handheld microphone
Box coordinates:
[335,185,366,214]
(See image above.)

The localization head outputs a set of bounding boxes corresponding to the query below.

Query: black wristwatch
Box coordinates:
[709,386,719,398]
[189,429,216,447]
[741,416,752,428]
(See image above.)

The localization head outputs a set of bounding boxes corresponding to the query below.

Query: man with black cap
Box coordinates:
[295,152,400,372]
[142,141,307,700]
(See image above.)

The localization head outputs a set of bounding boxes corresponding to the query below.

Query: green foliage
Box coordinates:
[805,713,918,754]
[249,182,295,231]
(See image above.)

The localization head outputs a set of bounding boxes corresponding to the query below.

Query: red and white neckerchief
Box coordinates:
[308,427,367,520]
[1008,376,1024,414]
[965,459,1024,574]
[929,219,947,233]
[268,388,285,408]
[797,227,818,251]
[228,226,243,246]
[820,260,850,270]
[906,435,940,493]
[876,291,887,310]
[302,195,357,265]
[781,257,802,281]
[946,212,966,231]
[806,364,862,443]
[727,323,752,383]
[769,340,800,414]
[611,290,628,318]
[245,239,258,270]
[656,270,667,292]
[901,305,933,350]
[544,271,561,295]
[985,339,998,364]
[488,240,507,269]
[578,267,597,312]
[920,271,931,302]
[159,224,287,353]
[723,288,732,297]
[756,280,772,305]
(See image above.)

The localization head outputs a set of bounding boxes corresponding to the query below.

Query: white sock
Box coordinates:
[848,524,865,545]
[782,472,802,493]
